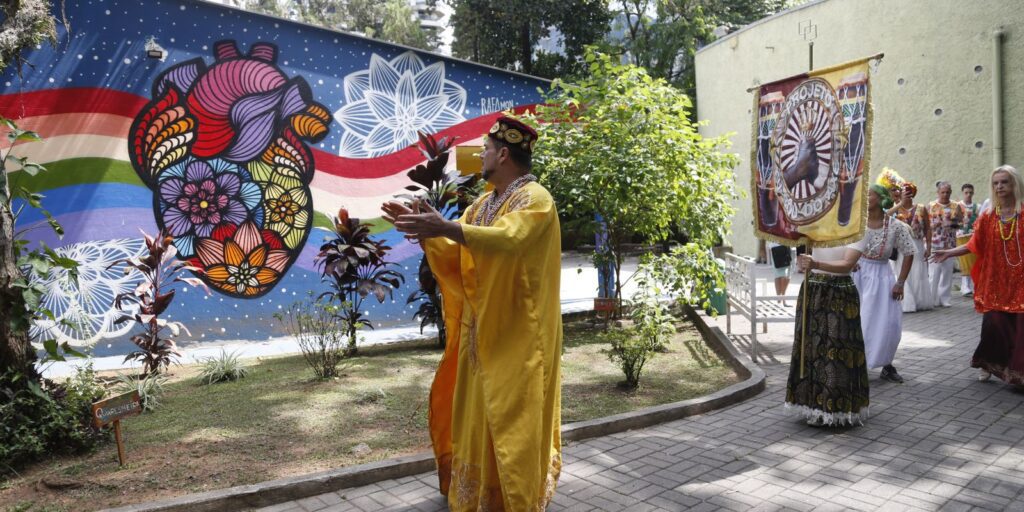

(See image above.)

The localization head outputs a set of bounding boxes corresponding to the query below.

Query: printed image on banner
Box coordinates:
[751,57,873,247]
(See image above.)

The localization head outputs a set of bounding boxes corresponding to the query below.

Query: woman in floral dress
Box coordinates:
[892,182,935,312]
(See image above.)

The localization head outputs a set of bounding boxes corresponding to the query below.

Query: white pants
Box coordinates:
[962,275,974,295]
[929,258,955,307]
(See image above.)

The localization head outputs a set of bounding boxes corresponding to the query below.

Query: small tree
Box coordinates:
[398,131,478,347]
[639,243,725,314]
[0,0,67,379]
[111,230,209,376]
[604,260,677,389]
[1,116,80,379]
[276,296,348,379]
[316,208,404,356]
[527,49,739,316]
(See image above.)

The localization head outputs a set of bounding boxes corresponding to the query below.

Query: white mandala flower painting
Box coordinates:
[30,238,146,347]
[335,51,467,158]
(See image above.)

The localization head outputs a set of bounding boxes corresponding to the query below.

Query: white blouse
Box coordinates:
[811,239,866,276]
[861,217,916,261]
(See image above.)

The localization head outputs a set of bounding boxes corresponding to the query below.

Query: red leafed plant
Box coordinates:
[397,131,478,347]
[109,230,209,376]
[316,208,404,356]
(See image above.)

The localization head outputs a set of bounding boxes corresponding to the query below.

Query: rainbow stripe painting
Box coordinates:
[0,0,547,355]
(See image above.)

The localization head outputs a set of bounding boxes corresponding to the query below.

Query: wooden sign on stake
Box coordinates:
[91,391,142,466]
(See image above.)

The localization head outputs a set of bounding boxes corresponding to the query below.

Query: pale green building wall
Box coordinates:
[695,0,1023,257]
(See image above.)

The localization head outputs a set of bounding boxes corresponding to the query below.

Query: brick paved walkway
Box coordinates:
[257,292,1024,512]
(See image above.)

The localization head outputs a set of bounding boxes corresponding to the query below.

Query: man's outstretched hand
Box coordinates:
[381,200,414,226]
[381,200,465,244]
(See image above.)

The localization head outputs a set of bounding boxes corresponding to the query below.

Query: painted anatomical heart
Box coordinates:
[129,40,332,297]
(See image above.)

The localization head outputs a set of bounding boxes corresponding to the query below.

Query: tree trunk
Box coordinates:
[0,200,33,377]
[519,22,532,74]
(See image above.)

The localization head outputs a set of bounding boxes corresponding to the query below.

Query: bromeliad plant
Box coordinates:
[110,230,209,376]
[316,208,404,356]
[397,131,478,347]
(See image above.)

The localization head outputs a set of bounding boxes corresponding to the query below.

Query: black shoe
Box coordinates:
[880,365,905,383]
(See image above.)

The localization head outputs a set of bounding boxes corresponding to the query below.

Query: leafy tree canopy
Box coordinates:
[449,0,612,78]
[607,0,794,98]
[0,0,58,72]
[229,0,439,51]
[527,49,739,304]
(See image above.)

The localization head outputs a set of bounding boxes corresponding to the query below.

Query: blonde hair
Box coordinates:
[990,165,1024,213]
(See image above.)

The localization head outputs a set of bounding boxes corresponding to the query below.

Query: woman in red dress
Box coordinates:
[933,165,1024,383]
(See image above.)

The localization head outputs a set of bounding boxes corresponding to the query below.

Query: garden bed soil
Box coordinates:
[0,319,739,512]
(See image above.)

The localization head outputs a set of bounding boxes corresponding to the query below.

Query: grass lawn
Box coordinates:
[0,319,738,511]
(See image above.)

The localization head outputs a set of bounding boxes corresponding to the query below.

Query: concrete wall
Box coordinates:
[695,0,1023,256]
[0,0,546,355]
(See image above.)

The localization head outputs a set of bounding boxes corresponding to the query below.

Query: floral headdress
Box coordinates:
[876,167,905,190]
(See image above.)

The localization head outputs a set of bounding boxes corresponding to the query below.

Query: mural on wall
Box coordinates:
[30,239,147,345]
[130,40,331,297]
[0,0,547,354]
[335,52,467,158]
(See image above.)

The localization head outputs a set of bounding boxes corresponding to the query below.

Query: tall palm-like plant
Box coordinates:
[398,131,478,347]
[316,208,404,356]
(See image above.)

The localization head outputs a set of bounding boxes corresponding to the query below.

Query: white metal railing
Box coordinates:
[722,252,798,360]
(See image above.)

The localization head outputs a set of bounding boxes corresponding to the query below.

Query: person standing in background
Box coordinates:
[893,182,934,312]
[928,181,966,307]
[958,183,981,296]
[768,242,793,299]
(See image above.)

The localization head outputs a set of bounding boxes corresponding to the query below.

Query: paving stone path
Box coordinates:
[258,292,1024,512]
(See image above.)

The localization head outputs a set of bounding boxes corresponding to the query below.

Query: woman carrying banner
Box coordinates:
[933,165,1024,384]
[788,240,869,427]
[853,184,916,383]
[892,182,935,312]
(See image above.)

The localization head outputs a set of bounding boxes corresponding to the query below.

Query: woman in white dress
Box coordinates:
[891,182,935,312]
[854,184,916,383]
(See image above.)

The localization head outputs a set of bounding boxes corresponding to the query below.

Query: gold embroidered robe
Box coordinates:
[423,181,562,511]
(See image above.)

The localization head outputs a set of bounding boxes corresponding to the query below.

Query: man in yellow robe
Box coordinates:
[382,116,562,511]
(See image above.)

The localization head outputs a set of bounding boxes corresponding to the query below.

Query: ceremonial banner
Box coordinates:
[751,56,875,247]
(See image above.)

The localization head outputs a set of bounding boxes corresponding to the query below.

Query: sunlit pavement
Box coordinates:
[259,270,1024,511]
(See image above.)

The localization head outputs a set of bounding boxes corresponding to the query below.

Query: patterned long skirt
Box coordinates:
[972,311,1024,384]
[785,273,870,426]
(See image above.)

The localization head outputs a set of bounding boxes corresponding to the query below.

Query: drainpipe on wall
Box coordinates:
[993,28,1004,168]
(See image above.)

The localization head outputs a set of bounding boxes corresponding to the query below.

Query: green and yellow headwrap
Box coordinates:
[869,183,894,210]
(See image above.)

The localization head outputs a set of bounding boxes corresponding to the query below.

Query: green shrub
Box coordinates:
[602,328,649,389]
[63,363,106,411]
[113,373,166,412]
[276,297,350,379]
[603,266,678,389]
[0,368,104,475]
[197,350,249,385]
[639,244,725,314]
